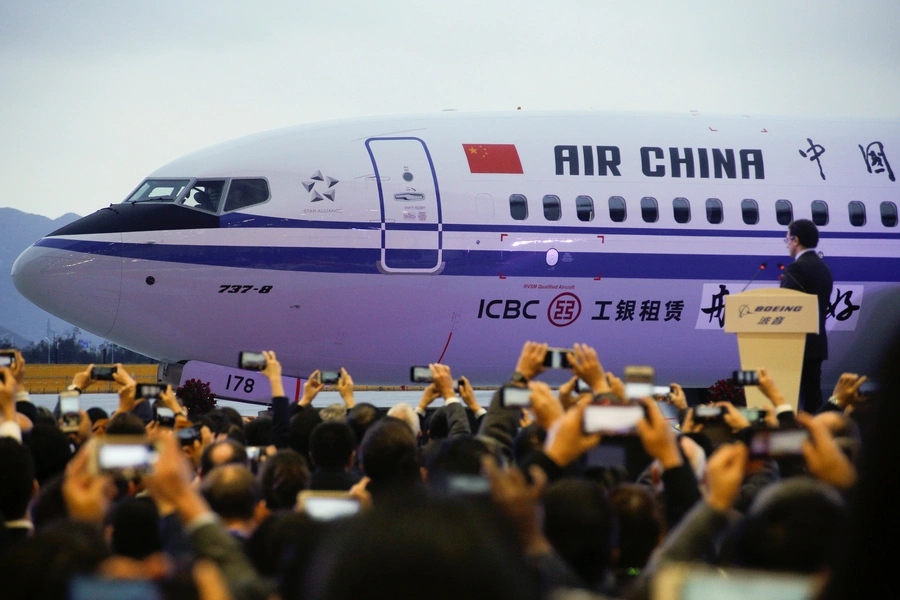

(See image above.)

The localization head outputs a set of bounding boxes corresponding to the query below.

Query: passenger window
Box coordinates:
[775,200,793,226]
[509,194,528,220]
[672,197,690,224]
[608,196,627,222]
[224,179,270,212]
[848,201,866,227]
[811,200,829,226]
[741,199,759,225]
[181,180,226,213]
[705,198,723,224]
[125,179,190,203]
[543,195,561,221]
[641,197,659,223]
[576,195,594,222]
[881,201,898,227]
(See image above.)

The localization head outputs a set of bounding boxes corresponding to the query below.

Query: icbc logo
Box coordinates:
[548,293,581,327]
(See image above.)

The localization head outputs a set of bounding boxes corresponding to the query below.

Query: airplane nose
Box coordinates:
[11,238,122,337]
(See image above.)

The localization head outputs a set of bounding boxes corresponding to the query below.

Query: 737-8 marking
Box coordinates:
[218,285,273,294]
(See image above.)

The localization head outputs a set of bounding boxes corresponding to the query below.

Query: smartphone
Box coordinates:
[0,351,15,368]
[543,348,572,369]
[136,383,163,401]
[258,408,273,418]
[320,370,341,385]
[738,408,767,424]
[70,576,163,600]
[624,365,655,399]
[246,446,263,461]
[410,365,433,383]
[500,386,531,408]
[239,351,267,371]
[177,427,201,446]
[93,437,159,475]
[693,405,725,423]
[583,404,645,434]
[60,392,81,433]
[91,365,117,381]
[297,492,361,521]
[858,380,879,396]
[437,474,492,496]
[748,428,808,458]
[733,370,760,386]
[155,406,175,428]
[576,379,592,394]
[652,385,672,396]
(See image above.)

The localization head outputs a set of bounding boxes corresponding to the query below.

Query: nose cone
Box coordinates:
[12,238,122,337]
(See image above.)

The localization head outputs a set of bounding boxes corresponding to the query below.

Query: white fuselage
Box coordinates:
[12,111,900,386]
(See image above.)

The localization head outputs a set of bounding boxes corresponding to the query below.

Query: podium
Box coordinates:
[724,289,819,411]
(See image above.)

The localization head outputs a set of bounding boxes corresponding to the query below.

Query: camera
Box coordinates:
[733,370,760,386]
[410,366,432,383]
[59,392,81,433]
[693,405,725,423]
[500,386,531,408]
[155,406,175,428]
[583,404,645,434]
[91,365,118,381]
[319,370,341,385]
[652,385,672,397]
[239,351,267,371]
[543,348,572,369]
[748,428,808,458]
[0,351,15,368]
[136,383,164,401]
[738,408,767,424]
[624,365,655,399]
[92,436,160,476]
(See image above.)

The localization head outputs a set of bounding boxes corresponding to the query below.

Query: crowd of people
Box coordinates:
[0,333,896,599]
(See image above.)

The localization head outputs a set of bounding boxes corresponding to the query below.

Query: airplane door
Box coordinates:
[366,137,443,273]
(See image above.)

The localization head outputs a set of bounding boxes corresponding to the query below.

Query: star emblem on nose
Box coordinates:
[303,170,339,202]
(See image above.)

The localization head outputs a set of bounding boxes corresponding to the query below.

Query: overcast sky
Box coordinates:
[1,0,898,219]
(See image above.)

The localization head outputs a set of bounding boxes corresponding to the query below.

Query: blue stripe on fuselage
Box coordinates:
[33,237,900,282]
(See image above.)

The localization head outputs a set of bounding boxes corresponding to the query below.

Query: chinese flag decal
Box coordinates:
[462,144,523,174]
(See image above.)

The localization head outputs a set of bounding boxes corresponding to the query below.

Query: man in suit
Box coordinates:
[781,219,834,413]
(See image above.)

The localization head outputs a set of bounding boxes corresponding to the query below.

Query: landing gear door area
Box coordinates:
[366,138,443,273]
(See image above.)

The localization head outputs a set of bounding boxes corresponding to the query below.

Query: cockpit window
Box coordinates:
[179,180,226,213]
[224,179,270,212]
[125,179,190,203]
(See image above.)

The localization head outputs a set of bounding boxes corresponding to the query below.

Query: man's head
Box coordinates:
[309,421,357,471]
[105,412,146,436]
[260,449,310,511]
[359,417,419,494]
[200,463,264,524]
[0,438,37,521]
[386,403,420,438]
[347,403,381,443]
[733,478,846,573]
[200,439,248,477]
[319,403,348,422]
[609,484,665,571]
[787,219,819,258]
[24,423,73,484]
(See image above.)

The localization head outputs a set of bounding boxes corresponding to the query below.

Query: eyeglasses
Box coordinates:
[784,236,795,245]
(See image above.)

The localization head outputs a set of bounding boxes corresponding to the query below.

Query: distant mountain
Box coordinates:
[0,208,98,345]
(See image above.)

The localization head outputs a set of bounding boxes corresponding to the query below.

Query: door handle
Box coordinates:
[394,193,425,201]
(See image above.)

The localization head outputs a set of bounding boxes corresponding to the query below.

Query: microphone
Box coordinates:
[778,264,807,292]
[741,262,768,292]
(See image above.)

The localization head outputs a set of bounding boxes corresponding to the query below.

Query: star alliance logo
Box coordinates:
[303,170,339,202]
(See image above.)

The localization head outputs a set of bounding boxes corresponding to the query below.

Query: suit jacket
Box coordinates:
[781,250,833,360]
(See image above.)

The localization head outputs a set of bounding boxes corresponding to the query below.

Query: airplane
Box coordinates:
[10,110,900,394]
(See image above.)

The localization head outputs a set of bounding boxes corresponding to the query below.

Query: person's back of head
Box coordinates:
[386,402,420,438]
[542,478,615,587]
[109,496,161,559]
[289,409,323,459]
[200,463,263,522]
[426,435,490,478]
[347,403,380,442]
[260,449,310,511]
[245,416,273,447]
[359,417,419,494]
[309,421,357,472]
[320,403,348,422]
[105,412,145,435]
[733,477,846,573]
[24,423,72,484]
[200,439,248,477]
[246,512,327,584]
[85,407,108,424]
[609,484,665,572]
[0,438,36,521]
[513,424,546,466]
[303,494,540,600]
[788,218,819,249]
[426,407,450,441]
[33,406,57,427]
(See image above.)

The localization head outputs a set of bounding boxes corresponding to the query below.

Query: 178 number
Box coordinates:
[226,375,255,393]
